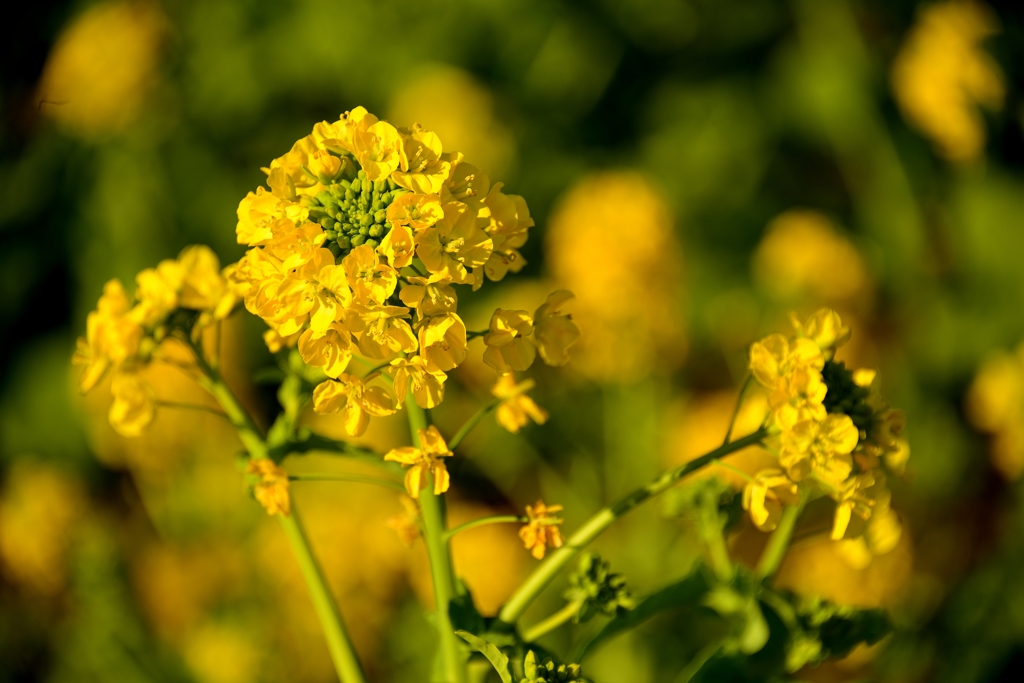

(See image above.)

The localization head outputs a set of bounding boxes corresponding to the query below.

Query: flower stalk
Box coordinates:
[405,395,466,683]
[499,428,768,625]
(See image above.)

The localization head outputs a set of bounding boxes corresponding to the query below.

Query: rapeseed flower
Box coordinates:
[519,500,564,560]
[745,309,908,558]
[492,375,548,433]
[247,459,291,517]
[384,426,453,498]
[966,343,1024,479]
[892,0,1004,163]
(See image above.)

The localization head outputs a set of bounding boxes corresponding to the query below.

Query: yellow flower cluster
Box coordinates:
[891,0,1004,163]
[231,107,577,437]
[73,246,239,436]
[966,343,1024,480]
[247,459,291,517]
[744,309,908,560]
[519,500,564,560]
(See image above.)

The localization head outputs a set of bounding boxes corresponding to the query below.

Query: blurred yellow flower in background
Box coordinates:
[546,171,684,382]
[37,1,167,138]
[0,461,87,595]
[752,210,870,307]
[966,343,1024,479]
[892,0,1004,163]
[389,65,516,179]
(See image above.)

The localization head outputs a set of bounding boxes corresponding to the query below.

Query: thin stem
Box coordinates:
[154,400,229,421]
[498,428,768,625]
[406,396,466,683]
[447,398,501,451]
[444,515,527,542]
[279,509,367,683]
[186,337,366,683]
[289,473,405,492]
[522,599,584,643]
[722,375,752,446]
[755,494,807,582]
[674,640,722,683]
[710,459,754,483]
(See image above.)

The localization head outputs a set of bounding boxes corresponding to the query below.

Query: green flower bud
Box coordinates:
[369,224,384,238]
[564,553,636,623]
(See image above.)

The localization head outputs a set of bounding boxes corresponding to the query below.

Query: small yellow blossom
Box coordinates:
[533,290,580,367]
[246,459,291,517]
[415,201,493,284]
[519,500,564,560]
[312,373,397,436]
[492,375,548,433]
[892,0,1004,163]
[831,471,891,542]
[483,309,536,374]
[108,369,156,437]
[966,344,1024,479]
[347,304,418,359]
[385,496,421,547]
[378,223,415,269]
[388,356,448,409]
[399,274,458,317]
[384,426,453,498]
[742,469,800,532]
[780,414,859,488]
[791,308,850,360]
[386,193,444,231]
[749,333,827,430]
[297,324,354,379]
[343,245,397,305]
[417,313,468,371]
[73,279,142,392]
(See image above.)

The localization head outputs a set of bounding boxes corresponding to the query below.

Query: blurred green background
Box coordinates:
[3,0,1024,681]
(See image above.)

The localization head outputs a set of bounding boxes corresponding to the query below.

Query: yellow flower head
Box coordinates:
[483,309,536,374]
[37,0,167,138]
[491,375,548,434]
[892,0,1004,163]
[749,333,827,430]
[73,279,142,392]
[742,469,800,532]
[519,500,564,560]
[246,459,291,517]
[311,373,397,436]
[399,274,458,318]
[417,313,468,371]
[387,356,447,410]
[297,323,354,379]
[385,495,421,547]
[108,369,156,437]
[830,471,891,542]
[780,414,859,488]
[533,290,581,367]
[384,426,453,499]
[966,343,1024,480]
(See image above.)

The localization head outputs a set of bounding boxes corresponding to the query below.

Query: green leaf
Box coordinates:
[578,568,711,658]
[455,631,514,683]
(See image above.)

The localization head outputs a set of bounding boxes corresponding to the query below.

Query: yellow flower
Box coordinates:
[398,274,458,318]
[417,313,467,371]
[966,344,1024,479]
[386,193,444,231]
[385,496,421,547]
[135,258,183,326]
[791,308,850,360]
[312,373,397,436]
[177,246,239,331]
[533,290,581,367]
[831,471,891,542]
[749,333,826,430]
[246,459,291,517]
[742,469,800,532]
[378,223,415,269]
[36,0,167,138]
[388,356,448,409]
[482,309,536,374]
[73,279,143,392]
[235,187,309,247]
[343,244,397,305]
[491,375,548,433]
[415,201,493,284]
[892,0,1004,163]
[519,500,564,560]
[108,369,156,437]
[352,120,403,181]
[347,304,418,360]
[298,324,354,379]
[393,124,450,194]
[752,210,870,305]
[384,426,453,498]
[780,414,859,488]
[545,171,683,382]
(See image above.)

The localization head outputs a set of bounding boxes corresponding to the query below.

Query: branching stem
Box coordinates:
[443,515,527,542]
[448,398,501,451]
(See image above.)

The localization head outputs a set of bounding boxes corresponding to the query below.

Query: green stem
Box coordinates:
[405,397,466,683]
[279,509,367,683]
[448,398,500,451]
[755,495,807,582]
[187,338,366,683]
[722,375,752,446]
[444,515,527,542]
[522,599,584,643]
[498,428,768,625]
[289,473,405,492]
